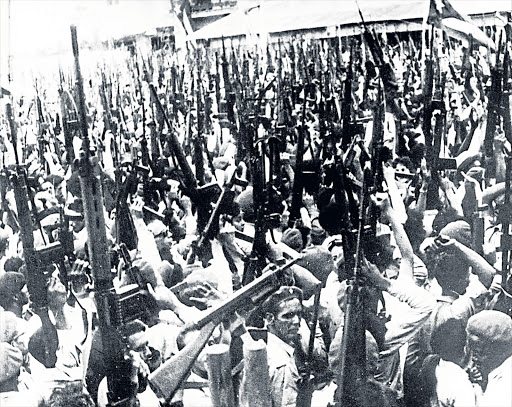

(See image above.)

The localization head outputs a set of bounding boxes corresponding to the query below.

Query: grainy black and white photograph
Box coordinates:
[0,0,511,406]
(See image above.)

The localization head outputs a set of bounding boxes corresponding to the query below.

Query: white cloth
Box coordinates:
[479,355,512,407]
[97,376,160,407]
[430,359,477,407]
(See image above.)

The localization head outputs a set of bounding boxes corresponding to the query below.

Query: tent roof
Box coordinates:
[189,0,511,41]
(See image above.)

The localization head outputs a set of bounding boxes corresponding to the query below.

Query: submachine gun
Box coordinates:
[71,26,153,406]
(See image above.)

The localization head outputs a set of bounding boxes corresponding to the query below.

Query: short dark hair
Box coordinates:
[4,256,24,273]
[38,382,95,407]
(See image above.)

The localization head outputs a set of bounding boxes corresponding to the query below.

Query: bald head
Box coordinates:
[467,310,512,374]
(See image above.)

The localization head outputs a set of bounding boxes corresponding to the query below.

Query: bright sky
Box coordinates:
[0,0,174,89]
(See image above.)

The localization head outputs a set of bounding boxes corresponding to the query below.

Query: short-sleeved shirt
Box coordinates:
[479,355,512,407]
[266,332,300,407]
[406,275,488,372]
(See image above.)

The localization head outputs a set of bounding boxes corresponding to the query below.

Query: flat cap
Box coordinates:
[260,286,303,314]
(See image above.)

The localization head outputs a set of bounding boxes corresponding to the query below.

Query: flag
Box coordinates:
[177,0,196,48]
[426,0,495,50]
[427,0,465,28]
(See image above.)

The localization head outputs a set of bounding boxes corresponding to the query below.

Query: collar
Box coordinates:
[267,332,295,358]
[437,289,460,304]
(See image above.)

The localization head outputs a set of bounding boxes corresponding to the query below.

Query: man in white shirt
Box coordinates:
[258,286,327,407]
[466,310,512,407]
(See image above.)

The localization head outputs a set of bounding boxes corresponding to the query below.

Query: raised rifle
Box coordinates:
[99,70,115,135]
[332,154,369,407]
[71,26,150,406]
[187,167,248,265]
[214,52,222,116]
[501,153,512,293]
[193,49,206,187]
[221,37,236,127]
[484,31,504,180]
[296,286,322,407]
[341,42,354,149]
[422,28,448,209]
[288,87,308,227]
[369,82,385,225]
[242,115,269,286]
[149,257,299,403]
[58,70,78,168]
[502,23,512,145]
[113,161,139,251]
[192,48,218,239]
[35,84,50,172]
[150,83,220,263]
[269,41,287,198]
[6,101,59,368]
[332,33,389,407]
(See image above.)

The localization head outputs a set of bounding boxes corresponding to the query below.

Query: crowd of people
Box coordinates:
[0,15,511,407]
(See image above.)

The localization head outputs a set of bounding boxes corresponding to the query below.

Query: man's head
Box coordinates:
[430,220,472,294]
[431,318,467,364]
[3,256,24,273]
[123,320,160,373]
[434,256,471,295]
[297,246,334,286]
[0,272,28,315]
[261,286,303,345]
[466,310,512,376]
